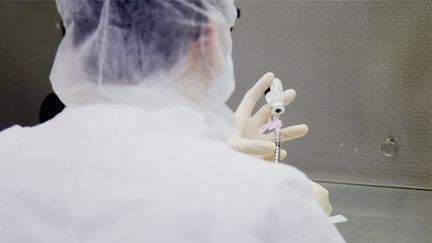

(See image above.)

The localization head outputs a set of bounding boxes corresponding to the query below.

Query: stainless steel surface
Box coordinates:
[228,0,432,189]
[323,182,432,243]
[381,137,398,158]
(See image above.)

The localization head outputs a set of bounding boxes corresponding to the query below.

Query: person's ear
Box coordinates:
[188,22,222,73]
[176,21,223,100]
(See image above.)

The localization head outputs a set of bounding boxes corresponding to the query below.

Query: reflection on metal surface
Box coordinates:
[55,21,62,31]
[55,19,65,36]
[324,183,432,243]
[381,137,398,158]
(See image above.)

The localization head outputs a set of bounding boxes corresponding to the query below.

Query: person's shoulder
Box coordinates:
[227,148,310,183]
[226,155,345,242]
[191,139,312,194]
[0,122,56,152]
[0,125,24,141]
[196,145,347,241]
[0,125,26,152]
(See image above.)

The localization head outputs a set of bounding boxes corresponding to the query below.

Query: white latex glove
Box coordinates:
[312,181,333,215]
[229,72,333,215]
[228,72,308,161]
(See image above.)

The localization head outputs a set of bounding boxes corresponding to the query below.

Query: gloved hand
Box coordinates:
[229,72,333,215]
[228,72,308,161]
[312,181,333,215]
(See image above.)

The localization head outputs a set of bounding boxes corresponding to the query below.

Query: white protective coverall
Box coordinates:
[0,0,344,242]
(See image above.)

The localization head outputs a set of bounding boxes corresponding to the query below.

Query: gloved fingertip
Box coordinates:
[283,89,296,106]
[299,124,309,134]
[326,203,333,216]
[263,72,275,79]
[280,149,287,160]
[258,73,275,87]
[260,155,274,162]
[284,89,296,96]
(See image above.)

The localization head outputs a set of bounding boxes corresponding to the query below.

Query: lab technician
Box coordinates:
[0,0,344,242]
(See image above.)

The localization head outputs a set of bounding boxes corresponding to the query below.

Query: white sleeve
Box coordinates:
[252,164,346,243]
[260,183,345,242]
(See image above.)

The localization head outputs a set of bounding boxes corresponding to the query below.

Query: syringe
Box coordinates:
[273,115,281,163]
[264,78,285,163]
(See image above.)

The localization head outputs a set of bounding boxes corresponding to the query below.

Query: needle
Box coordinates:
[274,114,281,163]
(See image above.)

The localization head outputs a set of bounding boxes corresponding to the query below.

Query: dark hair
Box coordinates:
[59,0,214,84]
